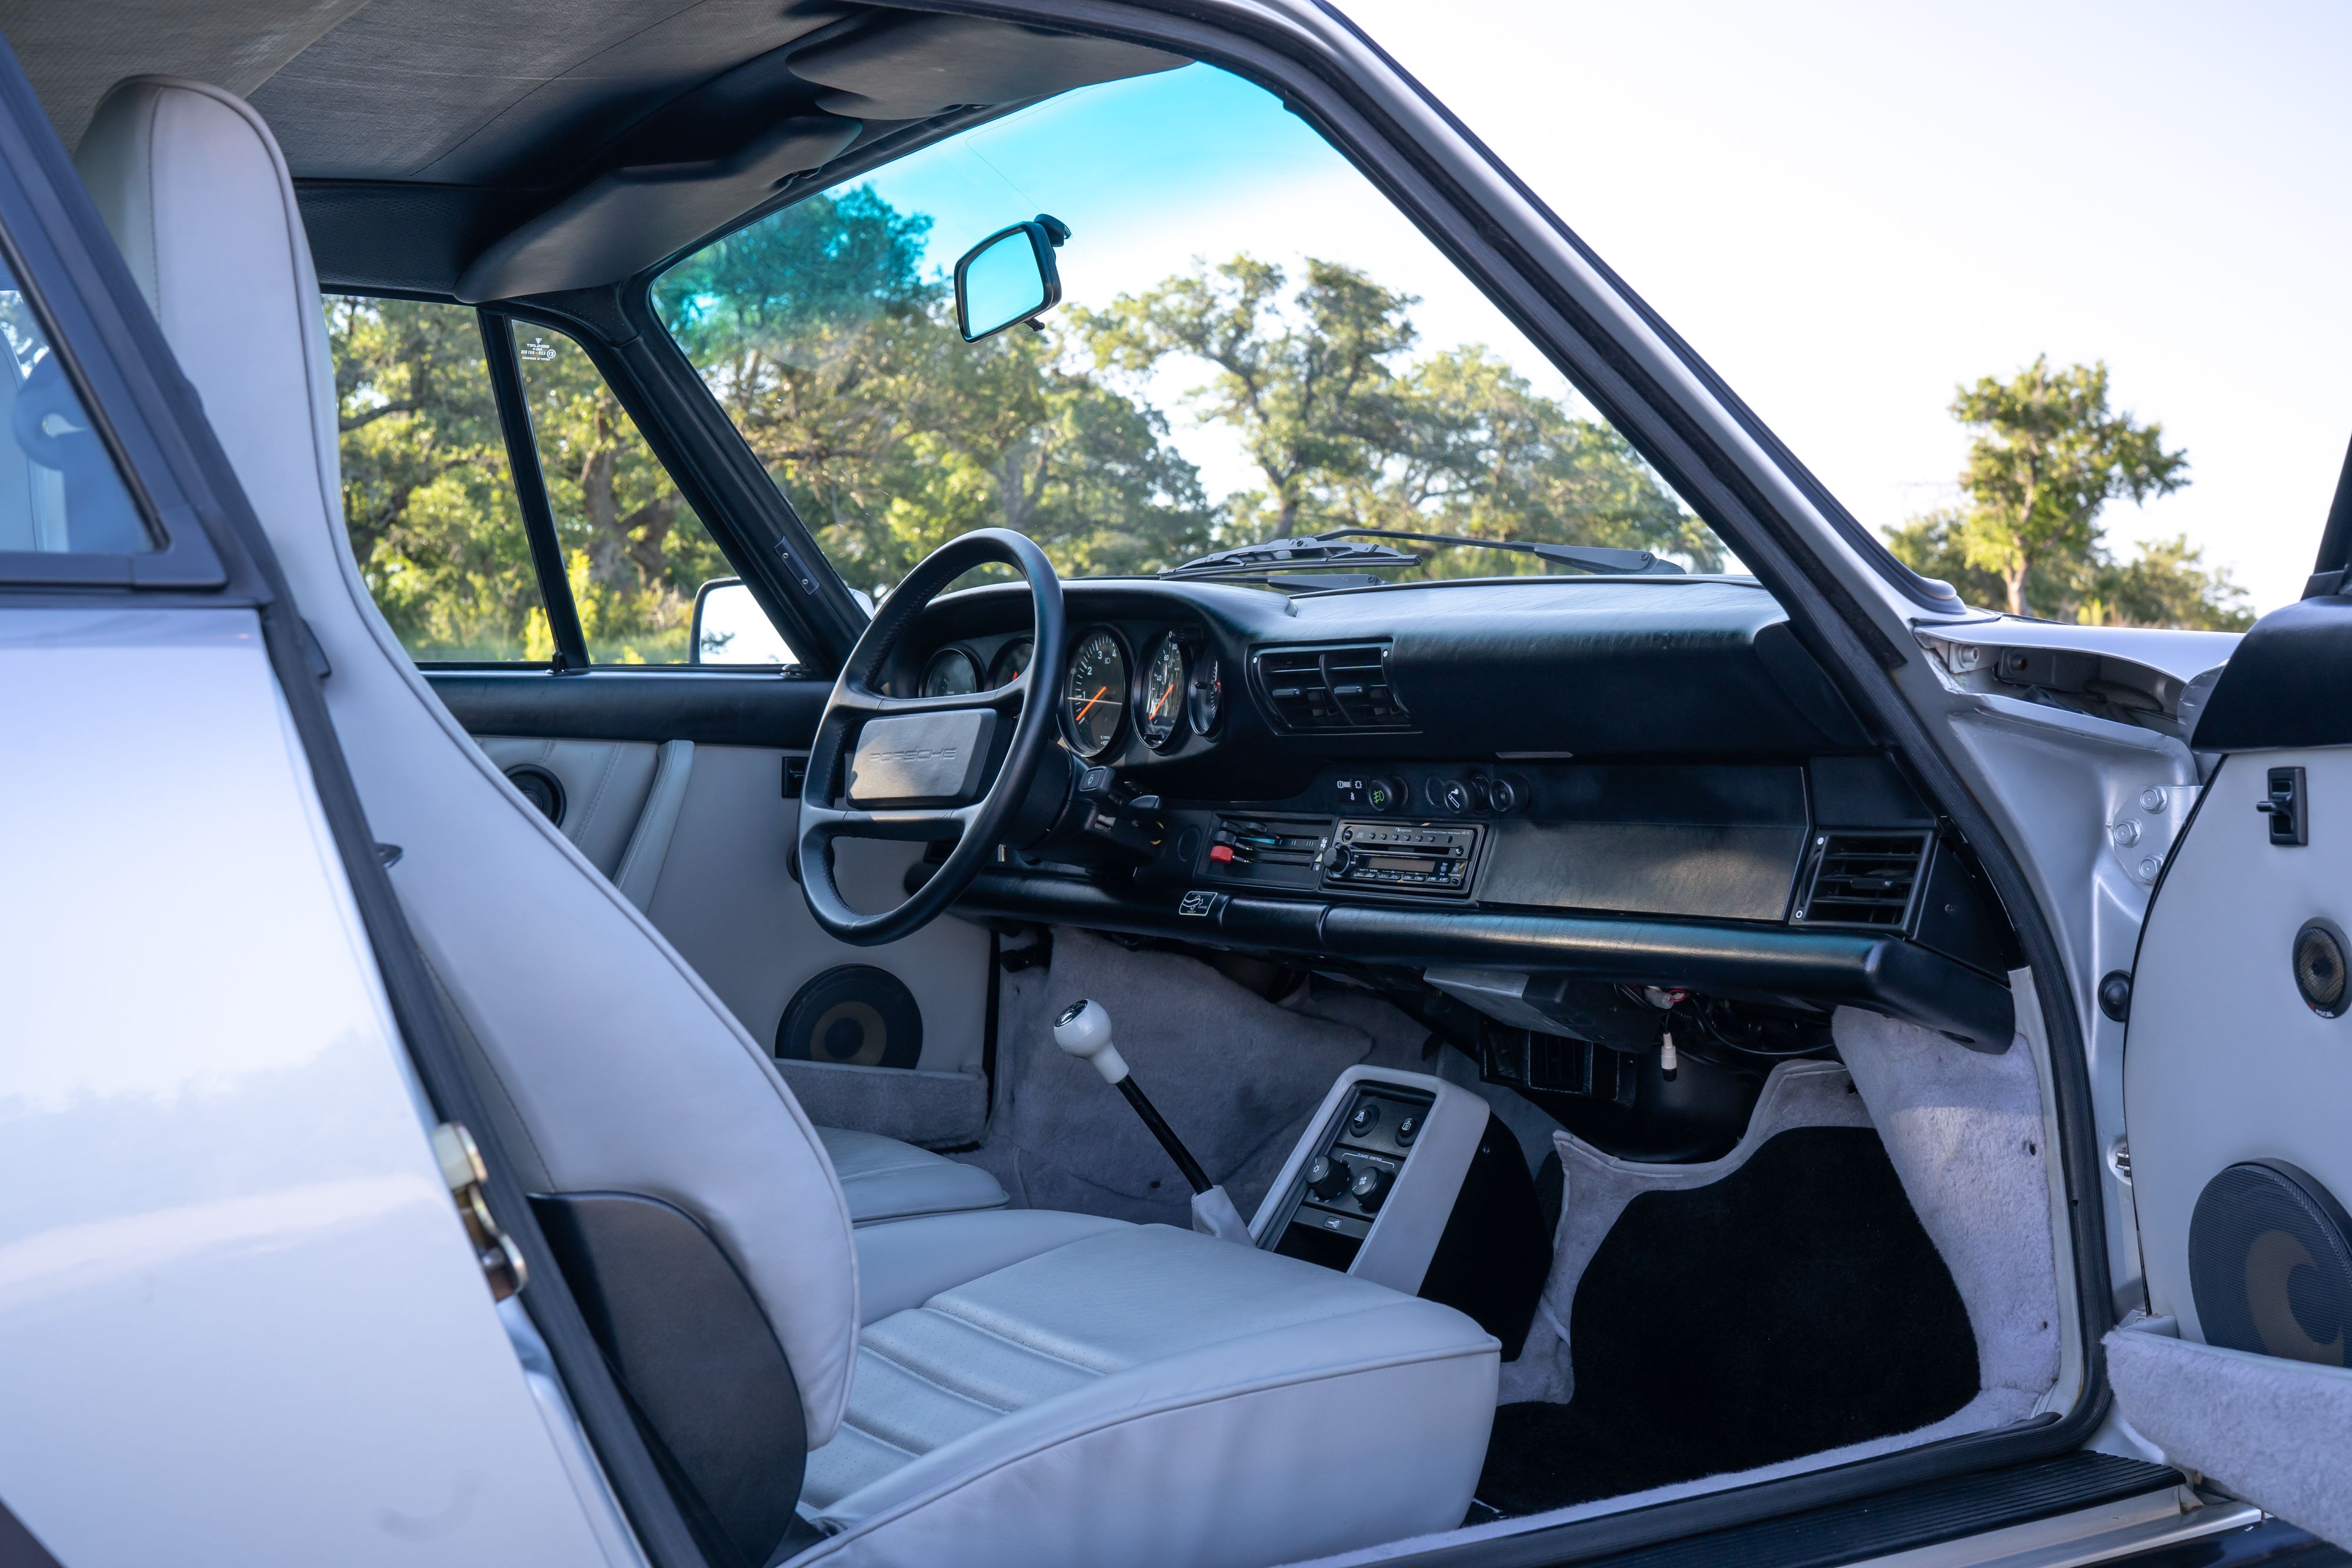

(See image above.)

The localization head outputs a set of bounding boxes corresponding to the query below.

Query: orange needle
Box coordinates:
[1075,686,1108,721]
[1148,683,1172,720]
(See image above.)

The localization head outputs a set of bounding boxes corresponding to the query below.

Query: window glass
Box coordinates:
[0,258,150,554]
[654,63,1733,596]
[512,325,731,663]
[329,296,544,660]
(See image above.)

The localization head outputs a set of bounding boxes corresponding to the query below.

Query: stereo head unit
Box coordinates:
[1319,820,1479,895]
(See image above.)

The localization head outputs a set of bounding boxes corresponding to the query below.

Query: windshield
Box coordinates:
[654,63,1735,593]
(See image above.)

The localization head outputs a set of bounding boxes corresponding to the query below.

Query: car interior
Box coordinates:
[5,5,2099,1566]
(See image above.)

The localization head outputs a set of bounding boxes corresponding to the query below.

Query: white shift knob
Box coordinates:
[1052,999,1129,1085]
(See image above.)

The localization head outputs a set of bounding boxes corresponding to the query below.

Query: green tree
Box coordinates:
[1082,255,1712,568]
[1883,357,2241,627]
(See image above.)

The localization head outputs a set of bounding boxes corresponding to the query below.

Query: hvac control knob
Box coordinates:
[1349,1162,1395,1212]
[1306,1154,1351,1201]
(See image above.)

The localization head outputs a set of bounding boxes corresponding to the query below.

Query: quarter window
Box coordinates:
[0,257,149,555]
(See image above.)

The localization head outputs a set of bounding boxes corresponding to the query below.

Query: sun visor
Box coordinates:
[788,14,1188,121]
[455,115,858,303]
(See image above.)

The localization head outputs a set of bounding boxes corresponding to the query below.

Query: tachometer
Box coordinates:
[1066,629,1128,758]
[1138,633,1185,750]
[921,647,979,697]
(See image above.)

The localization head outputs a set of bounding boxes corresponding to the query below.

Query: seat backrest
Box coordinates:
[72,77,859,1445]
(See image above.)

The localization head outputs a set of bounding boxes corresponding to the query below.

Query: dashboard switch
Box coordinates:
[1348,1162,1395,1211]
[1347,1100,1381,1137]
[1208,844,1235,864]
[1364,777,1406,814]
[1428,778,1472,815]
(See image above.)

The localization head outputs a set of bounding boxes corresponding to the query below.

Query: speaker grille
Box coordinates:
[2188,1161,2352,1366]
[777,966,923,1069]
[504,763,565,827]
[2293,921,2347,1017]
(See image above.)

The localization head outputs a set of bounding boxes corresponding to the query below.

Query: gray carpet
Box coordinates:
[2107,1322,2352,1550]
[1833,1006,2062,1411]
[972,932,1376,1225]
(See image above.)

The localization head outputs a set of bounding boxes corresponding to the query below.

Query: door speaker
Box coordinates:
[504,763,566,827]
[777,967,923,1069]
[2188,1160,2352,1366]
[2293,920,2348,1017]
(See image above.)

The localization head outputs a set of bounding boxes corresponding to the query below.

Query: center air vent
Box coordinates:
[1793,832,1930,928]
[1254,643,1412,732]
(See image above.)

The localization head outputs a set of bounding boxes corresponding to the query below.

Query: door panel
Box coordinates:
[426,671,992,1126]
[641,741,988,1079]
[2127,748,2352,1343]
[476,735,658,877]
[2117,744,2352,1550]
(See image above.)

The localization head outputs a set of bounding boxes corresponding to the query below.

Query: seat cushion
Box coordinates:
[818,1126,1008,1226]
[797,1222,1499,1568]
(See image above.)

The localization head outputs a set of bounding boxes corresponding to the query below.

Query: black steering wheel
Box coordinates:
[799,529,1068,945]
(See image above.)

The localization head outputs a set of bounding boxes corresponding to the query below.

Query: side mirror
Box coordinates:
[690,578,799,666]
[953,214,1070,342]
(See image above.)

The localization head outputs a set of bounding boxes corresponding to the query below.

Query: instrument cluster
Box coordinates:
[911,623,1227,764]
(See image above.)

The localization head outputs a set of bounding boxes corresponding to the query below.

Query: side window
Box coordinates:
[329,296,546,661]
[0,260,149,554]
[511,326,740,664]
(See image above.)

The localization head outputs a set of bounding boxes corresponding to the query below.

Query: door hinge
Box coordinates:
[432,1122,527,1301]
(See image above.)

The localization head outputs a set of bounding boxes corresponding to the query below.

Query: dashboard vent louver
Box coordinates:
[1254,643,1412,732]
[1793,832,1930,928]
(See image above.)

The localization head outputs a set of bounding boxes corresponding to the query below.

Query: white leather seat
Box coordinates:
[73,75,1499,1568]
[818,1126,1008,1225]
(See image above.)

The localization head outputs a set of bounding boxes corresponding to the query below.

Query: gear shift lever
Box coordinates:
[1053,999,1251,1242]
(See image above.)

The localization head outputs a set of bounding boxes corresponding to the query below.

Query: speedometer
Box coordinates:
[1138,633,1185,750]
[1066,629,1128,758]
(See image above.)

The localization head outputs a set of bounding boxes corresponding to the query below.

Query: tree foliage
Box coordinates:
[1083,256,1716,569]
[1883,356,2247,629]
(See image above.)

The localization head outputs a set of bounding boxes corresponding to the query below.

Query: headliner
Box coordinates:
[0,0,1184,299]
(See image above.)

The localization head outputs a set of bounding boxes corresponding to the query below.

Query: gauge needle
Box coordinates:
[1148,684,1172,720]
[1075,687,1108,721]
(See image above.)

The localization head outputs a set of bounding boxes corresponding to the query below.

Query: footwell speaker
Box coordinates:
[777,967,923,1069]
[2189,1160,2352,1366]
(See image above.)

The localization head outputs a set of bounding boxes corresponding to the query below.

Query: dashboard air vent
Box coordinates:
[1254,643,1412,732]
[1793,832,1930,928]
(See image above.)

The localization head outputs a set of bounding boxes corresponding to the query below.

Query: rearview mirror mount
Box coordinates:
[953,214,1070,342]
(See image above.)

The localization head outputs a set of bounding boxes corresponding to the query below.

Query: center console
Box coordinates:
[1251,1067,1492,1296]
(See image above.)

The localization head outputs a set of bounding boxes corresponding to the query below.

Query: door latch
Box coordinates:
[432,1122,527,1301]
[2257,766,2308,847]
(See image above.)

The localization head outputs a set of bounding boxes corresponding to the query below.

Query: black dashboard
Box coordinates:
[897,575,2019,1050]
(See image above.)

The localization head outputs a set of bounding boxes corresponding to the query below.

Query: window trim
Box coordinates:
[476,308,590,670]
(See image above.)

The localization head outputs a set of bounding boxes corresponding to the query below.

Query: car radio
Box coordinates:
[1319,820,1479,895]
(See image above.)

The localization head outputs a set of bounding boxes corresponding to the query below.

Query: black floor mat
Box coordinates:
[1477,1126,1980,1516]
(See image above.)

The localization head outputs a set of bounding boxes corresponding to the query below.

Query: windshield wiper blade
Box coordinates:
[1158,535,1422,578]
[1160,527,1681,580]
